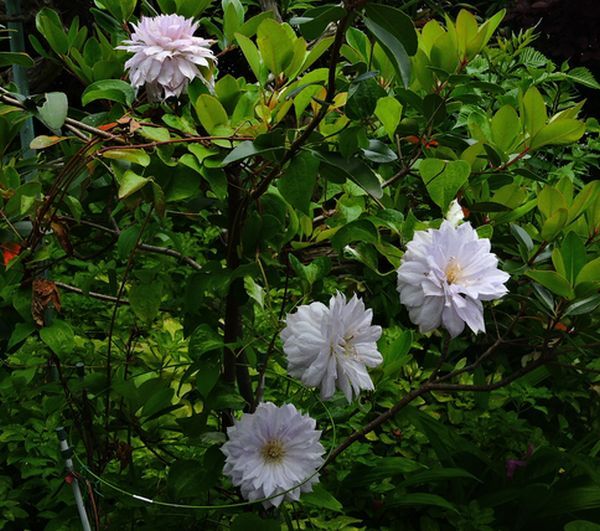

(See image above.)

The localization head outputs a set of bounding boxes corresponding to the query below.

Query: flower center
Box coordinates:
[261,440,286,463]
[445,259,462,285]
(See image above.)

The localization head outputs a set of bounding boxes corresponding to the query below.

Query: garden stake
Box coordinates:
[56,427,92,531]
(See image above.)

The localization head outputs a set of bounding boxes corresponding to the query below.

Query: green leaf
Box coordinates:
[82,79,135,107]
[397,467,479,488]
[243,276,264,308]
[526,270,574,299]
[419,159,471,211]
[257,19,295,77]
[361,139,398,163]
[317,153,383,199]
[491,105,520,152]
[510,223,534,255]
[30,135,68,149]
[422,93,447,126]
[223,0,244,45]
[194,94,228,134]
[117,225,140,259]
[364,4,418,55]
[530,119,585,149]
[102,149,150,167]
[541,208,568,241]
[289,255,331,286]
[387,492,459,513]
[563,67,600,89]
[222,132,285,165]
[561,232,587,285]
[576,257,600,285]
[564,295,600,316]
[278,152,318,215]
[36,92,68,131]
[235,32,264,83]
[196,357,221,398]
[538,185,567,219]
[157,0,212,17]
[375,96,402,140]
[96,0,137,21]
[35,8,69,55]
[331,219,378,249]
[346,75,386,120]
[189,324,223,359]
[0,52,35,68]
[117,170,149,199]
[346,457,424,486]
[363,17,411,87]
[522,86,547,138]
[565,521,600,531]
[129,282,162,322]
[295,5,345,41]
[301,484,343,512]
[140,380,174,418]
[237,11,274,38]
[40,320,74,356]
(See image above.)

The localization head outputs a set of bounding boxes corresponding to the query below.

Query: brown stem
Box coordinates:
[248,7,354,201]
[325,351,552,467]
[60,216,203,271]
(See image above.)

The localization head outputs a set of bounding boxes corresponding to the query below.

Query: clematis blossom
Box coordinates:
[117,14,216,101]
[221,402,325,508]
[396,221,509,337]
[281,293,383,402]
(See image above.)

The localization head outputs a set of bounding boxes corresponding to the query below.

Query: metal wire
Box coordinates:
[72,372,337,510]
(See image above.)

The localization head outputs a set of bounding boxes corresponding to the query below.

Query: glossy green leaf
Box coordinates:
[235,32,264,83]
[194,94,229,134]
[82,79,135,107]
[363,17,411,87]
[522,86,547,138]
[491,105,520,152]
[331,219,378,250]
[375,96,403,140]
[561,232,587,284]
[278,152,318,215]
[257,19,295,76]
[0,52,35,68]
[318,153,383,199]
[364,4,417,55]
[301,484,343,512]
[361,139,398,163]
[538,185,567,219]
[346,75,386,120]
[541,208,568,241]
[526,270,574,299]
[36,92,68,131]
[102,149,150,167]
[419,158,471,211]
[387,492,459,513]
[576,257,600,285]
[117,170,149,199]
[530,119,585,149]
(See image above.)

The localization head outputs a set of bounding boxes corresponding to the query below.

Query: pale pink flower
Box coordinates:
[118,14,216,101]
[397,221,509,337]
[221,402,325,508]
[281,293,383,402]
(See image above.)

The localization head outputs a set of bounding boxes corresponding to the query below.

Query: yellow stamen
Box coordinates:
[445,260,462,285]
[261,440,286,463]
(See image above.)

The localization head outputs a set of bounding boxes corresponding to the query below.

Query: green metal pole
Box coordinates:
[6,0,35,160]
